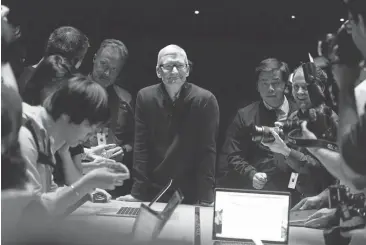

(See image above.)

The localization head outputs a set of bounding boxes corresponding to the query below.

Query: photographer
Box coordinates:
[262,64,336,198]
[299,0,366,192]
[337,0,366,184]
[219,58,298,193]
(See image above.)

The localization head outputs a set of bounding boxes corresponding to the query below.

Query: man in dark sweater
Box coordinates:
[117,44,219,205]
[218,58,298,193]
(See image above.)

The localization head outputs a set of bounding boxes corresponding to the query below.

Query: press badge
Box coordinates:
[288,172,299,189]
[97,133,107,145]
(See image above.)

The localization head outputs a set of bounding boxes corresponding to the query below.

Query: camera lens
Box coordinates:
[251,126,275,143]
[281,120,303,131]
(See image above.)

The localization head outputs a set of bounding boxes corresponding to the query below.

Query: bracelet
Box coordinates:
[70,185,80,197]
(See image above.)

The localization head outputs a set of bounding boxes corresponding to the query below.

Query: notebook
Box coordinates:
[96,179,174,217]
[212,188,291,245]
[132,189,184,242]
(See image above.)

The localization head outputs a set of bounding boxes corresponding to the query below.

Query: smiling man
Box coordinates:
[219,58,299,194]
[117,44,219,205]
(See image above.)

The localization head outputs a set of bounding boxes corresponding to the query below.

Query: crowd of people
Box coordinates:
[1,0,366,244]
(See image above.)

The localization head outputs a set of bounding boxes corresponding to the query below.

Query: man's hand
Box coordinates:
[262,129,291,156]
[253,172,267,189]
[116,194,141,202]
[291,195,325,211]
[301,121,318,140]
[87,144,124,160]
[304,208,337,228]
[85,167,130,190]
[82,158,120,173]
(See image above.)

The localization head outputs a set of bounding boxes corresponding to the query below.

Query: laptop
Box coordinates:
[96,179,175,218]
[212,188,291,245]
[131,189,184,242]
[59,193,92,218]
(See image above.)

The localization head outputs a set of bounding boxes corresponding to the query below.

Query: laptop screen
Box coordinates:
[213,189,290,243]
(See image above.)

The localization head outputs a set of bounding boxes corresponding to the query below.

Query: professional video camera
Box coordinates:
[251,62,338,150]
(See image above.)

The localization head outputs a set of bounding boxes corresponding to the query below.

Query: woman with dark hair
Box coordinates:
[22,54,72,105]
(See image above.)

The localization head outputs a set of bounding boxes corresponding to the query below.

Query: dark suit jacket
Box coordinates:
[131,82,219,204]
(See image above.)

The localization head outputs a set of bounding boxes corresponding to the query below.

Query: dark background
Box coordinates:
[4,0,347,147]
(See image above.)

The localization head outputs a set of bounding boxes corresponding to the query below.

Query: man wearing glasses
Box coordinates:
[117,44,219,206]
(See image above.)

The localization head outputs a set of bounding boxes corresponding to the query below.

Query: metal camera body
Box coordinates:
[251,125,283,143]
[251,120,303,144]
[328,185,366,222]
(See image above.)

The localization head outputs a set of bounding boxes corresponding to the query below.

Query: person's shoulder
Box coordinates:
[22,103,45,128]
[22,102,39,117]
[287,97,299,112]
[190,83,215,99]
[237,101,260,115]
[21,103,49,148]
[18,126,37,154]
[19,65,36,78]
[113,85,132,104]
[137,84,160,97]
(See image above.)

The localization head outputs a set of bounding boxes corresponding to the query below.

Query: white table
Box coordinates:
[65,200,332,245]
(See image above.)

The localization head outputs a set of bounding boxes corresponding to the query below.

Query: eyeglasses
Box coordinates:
[159,64,187,71]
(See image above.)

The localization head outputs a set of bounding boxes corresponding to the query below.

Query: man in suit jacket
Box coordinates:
[117,44,219,205]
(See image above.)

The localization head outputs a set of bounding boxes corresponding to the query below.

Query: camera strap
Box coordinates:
[287,129,339,152]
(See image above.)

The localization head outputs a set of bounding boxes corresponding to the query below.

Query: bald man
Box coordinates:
[117,45,219,205]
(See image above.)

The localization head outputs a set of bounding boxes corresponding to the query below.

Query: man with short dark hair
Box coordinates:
[45,26,90,69]
[19,75,130,216]
[18,26,90,95]
[118,44,219,205]
[219,58,298,193]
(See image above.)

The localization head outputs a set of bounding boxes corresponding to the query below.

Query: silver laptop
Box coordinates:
[212,188,291,245]
[96,179,174,218]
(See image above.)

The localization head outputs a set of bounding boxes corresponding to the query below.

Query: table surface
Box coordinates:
[67,200,335,245]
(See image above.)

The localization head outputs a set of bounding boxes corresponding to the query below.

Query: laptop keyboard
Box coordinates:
[116,207,140,217]
[214,241,255,245]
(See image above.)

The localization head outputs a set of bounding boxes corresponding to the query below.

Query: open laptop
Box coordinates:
[131,189,184,242]
[96,179,175,218]
[212,188,291,245]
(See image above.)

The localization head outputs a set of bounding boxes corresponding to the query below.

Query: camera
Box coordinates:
[251,120,302,143]
[328,185,366,228]
[301,62,338,142]
[251,62,337,146]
